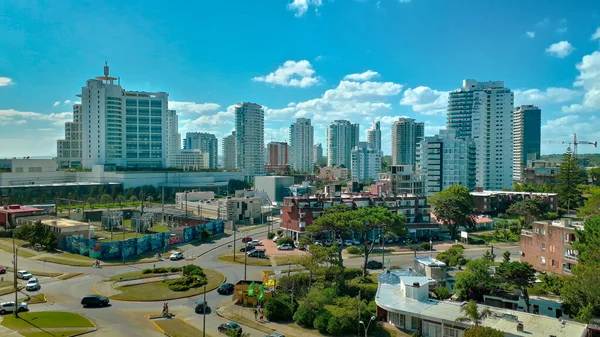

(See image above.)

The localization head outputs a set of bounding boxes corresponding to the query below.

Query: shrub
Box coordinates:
[464,326,504,337]
[167,275,207,291]
[421,242,432,250]
[183,265,205,277]
[389,265,402,270]
[170,267,182,273]
[346,245,361,254]
[277,229,284,235]
[313,310,332,333]
[293,304,317,328]
[267,232,275,239]
[344,268,364,280]
[434,286,451,300]
[154,267,169,273]
[468,237,486,245]
[142,269,153,274]
[545,212,559,220]
[265,294,295,321]
[277,237,294,246]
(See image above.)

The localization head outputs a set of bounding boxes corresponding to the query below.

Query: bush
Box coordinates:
[464,326,504,337]
[154,267,169,273]
[182,265,205,277]
[434,286,451,300]
[170,267,182,273]
[346,245,361,254]
[468,237,486,245]
[142,269,153,274]
[421,242,432,250]
[265,294,295,321]
[293,304,317,327]
[277,229,284,236]
[344,268,364,280]
[389,265,402,270]
[167,275,207,291]
[314,310,332,333]
[545,212,559,220]
[267,232,275,239]
[277,237,294,246]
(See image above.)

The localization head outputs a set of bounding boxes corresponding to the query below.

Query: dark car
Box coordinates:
[218,321,242,336]
[0,266,6,274]
[217,282,234,295]
[247,249,266,258]
[366,260,383,269]
[81,294,109,308]
[239,244,256,252]
[241,236,252,243]
[195,300,208,314]
[264,334,286,337]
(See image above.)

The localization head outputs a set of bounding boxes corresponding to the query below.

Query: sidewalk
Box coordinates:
[0,324,25,337]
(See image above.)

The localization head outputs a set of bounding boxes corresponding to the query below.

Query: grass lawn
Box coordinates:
[107,268,224,301]
[0,281,13,287]
[148,224,170,232]
[0,239,36,258]
[39,256,94,267]
[273,255,306,266]
[1,311,94,337]
[218,254,272,266]
[15,329,91,337]
[18,293,46,304]
[154,318,210,337]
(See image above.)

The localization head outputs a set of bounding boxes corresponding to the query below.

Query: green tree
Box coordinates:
[86,197,96,210]
[435,245,468,267]
[495,261,536,310]
[506,198,550,227]
[502,250,511,264]
[454,259,498,301]
[129,195,138,204]
[578,186,600,218]
[115,195,125,209]
[199,227,211,241]
[434,286,451,300]
[464,326,504,337]
[557,148,586,212]
[482,250,495,262]
[456,300,492,326]
[264,294,295,322]
[589,167,600,186]
[429,185,475,239]
[228,179,251,194]
[100,194,113,210]
[571,216,600,264]
[293,286,336,328]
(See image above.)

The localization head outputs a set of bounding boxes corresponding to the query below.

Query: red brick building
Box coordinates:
[470,190,558,214]
[520,219,580,275]
[0,204,44,229]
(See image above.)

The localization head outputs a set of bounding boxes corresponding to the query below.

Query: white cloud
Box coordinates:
[179,105,235,135]
[545,41,574,58]
[265,127,290,143]
[53,101,61,107]
[253,60,319,88]
[0,77,14,87]
[536,18,550,27]
[64,100,72,105]
[322,80,402,100]
[561,51,600,113]
[287,0,322,17]
[0,109,73,127]
[542,115,600,153]
[343,70,380,81]
[169,101,221,115]
[526,31,535,38]
[592,27,600,41]
[514,87,581,106]
[400,86,448,116]
[557,27,568,34]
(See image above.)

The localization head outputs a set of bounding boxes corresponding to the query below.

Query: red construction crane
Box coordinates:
[542,133,597,156]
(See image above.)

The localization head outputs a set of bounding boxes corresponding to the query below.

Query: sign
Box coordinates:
[275,270,281,275]
[386,258,391,263]
[461,231,468,239]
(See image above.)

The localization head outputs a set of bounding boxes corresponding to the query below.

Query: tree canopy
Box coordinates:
[556,148,586,212]
[456,300,492,326]
[429,185,475,239]
[464,326,504,337]
[578,186,600,218]
[506,198,550,227]
[13,221,58,251]
[435,244,468,267]
[454,259,496,301]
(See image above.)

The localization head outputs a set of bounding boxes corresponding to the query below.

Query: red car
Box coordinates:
[0,266,6,274]
[241,237,252,243]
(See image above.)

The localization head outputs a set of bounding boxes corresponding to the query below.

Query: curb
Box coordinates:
[151,320,169,336]
[216,307,277,335]
[194,228,271,259]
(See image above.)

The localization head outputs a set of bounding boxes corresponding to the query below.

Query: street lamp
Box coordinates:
[429,239,433,257]
[359,316,376,337]
[12,235,25,318]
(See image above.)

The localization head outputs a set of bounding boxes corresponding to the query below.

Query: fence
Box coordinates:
[63,220,225,260]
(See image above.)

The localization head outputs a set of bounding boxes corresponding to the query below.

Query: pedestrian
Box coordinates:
[259,312,264,321]
[254,308,258,320]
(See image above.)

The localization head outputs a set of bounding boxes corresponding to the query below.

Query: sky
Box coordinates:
[1,0,600,158]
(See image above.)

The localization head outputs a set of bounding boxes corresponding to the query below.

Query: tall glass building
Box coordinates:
[513,105,541,183]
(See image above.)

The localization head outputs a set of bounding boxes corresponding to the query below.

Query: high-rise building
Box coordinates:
[327,120,359,168]
[222,131,236,169]
[289,118,314,172]
[57,63,177,169]
[447,79,514,190]
[513,105,541,183]
[234,102,265,176]
[417,129,476,196]
[367,121,381,151]
[184,132,218,168]
[266,141,289,166]
[351,143,382,183]
[391,118,424,167]
[57,103,83,169]
[313,143,323,164]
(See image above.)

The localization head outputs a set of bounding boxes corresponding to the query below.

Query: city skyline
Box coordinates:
[1,1,600,158]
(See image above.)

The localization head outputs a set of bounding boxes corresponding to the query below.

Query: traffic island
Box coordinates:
[150,317,210,337]
[217,254,272,266]
[0,311,96,337]
[94,267,225,301]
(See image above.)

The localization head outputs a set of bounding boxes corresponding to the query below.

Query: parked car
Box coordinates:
[247,249,266,258]
[25,278,40,291]
[194,300,208,314]
[366,260,383,269]
[344,239,354,246]
[0,302,28,315]
[169,251,184,260]
[272,235,281,242]
[239,244,256,252]
[323,240,333,246]
[217,282,234,295]
[264,334,286,337]
[0,266,6,274]
[81,294,110,308]
[241,237,253,243]
[352,239,361,245]
[277,244,293,251]
[218,322,242,336]
[16,270,32,280]
[249,240,263,246]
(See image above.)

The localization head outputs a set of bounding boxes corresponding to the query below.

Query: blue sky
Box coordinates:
[1,0,600,157]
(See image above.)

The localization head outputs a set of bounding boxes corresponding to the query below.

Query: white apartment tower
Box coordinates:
[57,63,177,169]
[417,128,476,196]
[447,79,514,190]
[222,131,236,169]
[234,102,265,176]
[289,118,314,172]
[351,143,382,183]
[313,143,323,164]
[184,132,218,168]
[367,121,382,152]
[327,120,359,168]
[391,118,424,167]
[57,103,83,168]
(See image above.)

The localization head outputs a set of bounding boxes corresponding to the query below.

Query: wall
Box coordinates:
[520,222,573,275]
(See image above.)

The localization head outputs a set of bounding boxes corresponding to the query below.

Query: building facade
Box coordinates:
[266,141,289,166]
[513,105,541,183]
[417,128,476,196]
[447,79,514,190]
[167,150,210,171]
[289,118,314,172]
[222,131,236,169]
[391,118,424,167]
[313,143,323,164]
[377,165,425,196]
[57,63,178,170]
[184,132,218,169]
[367,121,382,152]
[254,176,295,203]
[318,166,350,181]
[57,103,83,169]
[520,219,581,275]
[234,102,265,176]
[327,120,359,168]
[351,144,382,183]
[523,160,559,185]
[470,190,558,214]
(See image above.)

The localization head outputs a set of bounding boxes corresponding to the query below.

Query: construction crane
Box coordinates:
[542,133,597,156]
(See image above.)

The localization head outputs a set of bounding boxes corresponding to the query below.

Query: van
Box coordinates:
[246,249,266,258]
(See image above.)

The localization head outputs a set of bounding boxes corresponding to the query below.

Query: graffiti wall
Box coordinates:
[62,220,225,260]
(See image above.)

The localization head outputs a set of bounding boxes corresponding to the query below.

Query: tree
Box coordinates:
[429,185,475,239]
[502,250,511,264]
[454,259,498,301]
[571,215,600,264]
[579,186,600,218]
[264,294,295,322]
[456,300,492,326]
[86,197,95,210]
[493,220,513,242]
[557,148,586,212]
[482,250,495,262]
[100,194,113,210]
[434,286,451,300]
[228,179,250,194]
[464,326,504,337]
[436,245,468,267]
[506,198,550,227]
[129,195,138,204]
[115,195,125,209]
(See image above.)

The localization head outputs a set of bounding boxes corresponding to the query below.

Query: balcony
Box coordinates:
[521,230,533,237]
[562,268,572,275]
[563,254,578,263]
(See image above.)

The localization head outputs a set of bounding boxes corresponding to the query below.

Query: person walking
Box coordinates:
[254,308,258,320]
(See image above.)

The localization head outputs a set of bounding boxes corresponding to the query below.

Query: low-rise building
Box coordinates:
[254,176,294,204]
[16,215,90,244]
[0,205,44,228]
[0,158,58,173]
[376,269,587,337]
[413,256,447,284]
[318,166,349,181]
[523,160,560,186]
[175,191,215,208]
[520,219,581,275]
[289,181,316,197]
[483,292,567,319]
[376,165,425,196]
[470,189,558,214]
[263,164,290,175]
[167,150,210,171]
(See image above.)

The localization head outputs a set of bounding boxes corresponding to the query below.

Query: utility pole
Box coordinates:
[185,191,188,226]
[288,259,291,277]
[12,218,19,318]
[358,290,362,337]
[244,240,248,280]
[233,224,237,262]
[381,227,385,269]
[202,285,207,337]
[161,186,165,226]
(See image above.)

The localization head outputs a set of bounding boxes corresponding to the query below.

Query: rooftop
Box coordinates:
[470,190,557,197]
[415,256,446,267]
[41,218,89,228]
[0,205,44,214]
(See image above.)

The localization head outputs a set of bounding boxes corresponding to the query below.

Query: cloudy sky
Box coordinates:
[1,0,600,157]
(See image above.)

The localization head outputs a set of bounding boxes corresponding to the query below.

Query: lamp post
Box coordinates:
[429,239,433,258]
[12,233,24,318]
[202,284,207,337]
[244,240,248,280]
[359,316,376,337]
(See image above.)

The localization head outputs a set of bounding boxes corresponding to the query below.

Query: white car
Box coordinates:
[26,278,40,291]
[352,239,361,245]
[0,301,28,315]
[277,244,293,251]
[169,252,183,260]
[344,240,354,246]
[249,240,263,246]
[272,235,280,242]
[16,270,33,280]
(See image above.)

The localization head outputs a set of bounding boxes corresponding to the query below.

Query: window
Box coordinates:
[552,259,556,267]
[443,327,459,337]
[541,256,546,264]
[541,243,546,251]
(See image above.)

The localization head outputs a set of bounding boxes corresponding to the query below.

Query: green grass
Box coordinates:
[154,318,211,337]
[39,256,95,267]
[18,293,46,304]
[107,268,224,301]
[218,254,272,266]
[0,239,36,258]
[148,224,170,232]
[1,312,94,330]
[273,255,306,266]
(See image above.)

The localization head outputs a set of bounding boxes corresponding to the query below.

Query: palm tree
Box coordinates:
[456,300,492,326]
[115,195,125,209]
